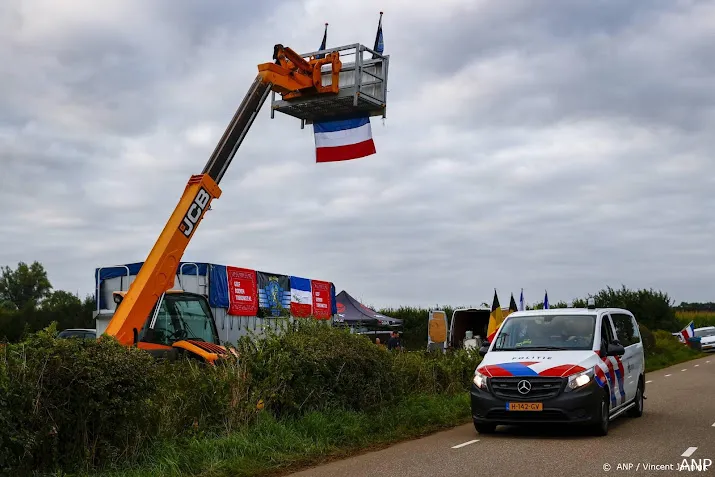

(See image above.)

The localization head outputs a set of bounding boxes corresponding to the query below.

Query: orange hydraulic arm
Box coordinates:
[104,45,341,345]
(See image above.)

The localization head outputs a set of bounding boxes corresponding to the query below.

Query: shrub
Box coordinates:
[0,324,160,473]
[638,323,656,353]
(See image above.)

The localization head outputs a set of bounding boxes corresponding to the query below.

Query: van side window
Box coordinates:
[600,315,615,349]
[630,315,641,344]
[610,313,636,346]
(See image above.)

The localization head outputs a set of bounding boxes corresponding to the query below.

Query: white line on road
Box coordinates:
[711,422,715,427]
[681,369,687,372]
[646,380,653,384]
[451,439,479,449]
[665,374,672,377]
[682,447,698,458]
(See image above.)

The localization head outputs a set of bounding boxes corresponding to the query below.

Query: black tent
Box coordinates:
[335,290,402,326]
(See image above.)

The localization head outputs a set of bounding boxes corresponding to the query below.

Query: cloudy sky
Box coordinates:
[1,0,714,309]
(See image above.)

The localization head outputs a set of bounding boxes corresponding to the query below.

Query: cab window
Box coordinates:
[600,315,615,349]
[610,313,637,346]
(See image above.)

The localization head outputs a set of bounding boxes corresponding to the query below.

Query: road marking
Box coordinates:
[711,422,715,427]
[681,369,687,372]
[646,380,653,384]
[682,447,697,458]
[695,364,699,367]
[452,439,479,449]
[707,361,711,364]
[665,374,672,377]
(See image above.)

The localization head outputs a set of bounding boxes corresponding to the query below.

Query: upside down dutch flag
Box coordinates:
[290,276,313,317]
[679,320,695,343]
[313,115,376,163]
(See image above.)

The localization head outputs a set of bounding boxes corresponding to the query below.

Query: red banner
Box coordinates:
[311,280,333,320]
[227,266,258,316]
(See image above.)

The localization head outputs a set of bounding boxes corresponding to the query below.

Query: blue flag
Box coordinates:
[316,23,328,59]
[372,12,383,58]
[544,290,549,310]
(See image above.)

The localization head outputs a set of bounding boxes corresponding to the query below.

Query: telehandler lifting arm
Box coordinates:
[104,45,342,345]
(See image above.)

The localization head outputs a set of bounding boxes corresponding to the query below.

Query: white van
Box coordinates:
[471,301,645,436]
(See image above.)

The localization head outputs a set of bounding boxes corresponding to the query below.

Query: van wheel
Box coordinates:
[628,379,644,418]
[591,391,610,436]
[474,420,496,434]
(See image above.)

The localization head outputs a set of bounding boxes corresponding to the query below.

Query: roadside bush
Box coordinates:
[234,321,398,417]
[638,323,656,353]
[0,325,160,473]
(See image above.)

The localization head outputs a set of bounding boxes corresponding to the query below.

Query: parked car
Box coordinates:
[57,328,97,340]
[694,326,715,352]
[471,300,645,436]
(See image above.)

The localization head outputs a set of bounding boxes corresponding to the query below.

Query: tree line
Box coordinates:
[0,261,96,342]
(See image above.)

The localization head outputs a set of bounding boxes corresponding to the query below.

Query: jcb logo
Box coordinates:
[179,187,211,238]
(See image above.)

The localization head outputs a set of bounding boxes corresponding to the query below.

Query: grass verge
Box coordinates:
[644,330,706,373]
[89,393,471,477]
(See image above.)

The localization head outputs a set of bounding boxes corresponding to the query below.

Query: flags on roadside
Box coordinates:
[316,23,328,59]
[372,12,384,58]
[313,114,376,162]
[678,321,695,344]
[290,276,313,317]
[519,288,525,311]
[544,290,549,309]
[487,290,504,342]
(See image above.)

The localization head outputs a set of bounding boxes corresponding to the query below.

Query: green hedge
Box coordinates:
[0,322,481,474]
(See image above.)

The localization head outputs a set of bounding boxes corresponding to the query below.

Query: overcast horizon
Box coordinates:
[2,0,714,310]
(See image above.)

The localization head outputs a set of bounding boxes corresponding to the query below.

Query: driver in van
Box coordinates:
[564,317,594,346]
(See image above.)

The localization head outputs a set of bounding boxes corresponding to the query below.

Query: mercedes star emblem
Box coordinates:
[517,380,532,395]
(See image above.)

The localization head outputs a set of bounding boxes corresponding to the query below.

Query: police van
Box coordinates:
[471,300,645,436]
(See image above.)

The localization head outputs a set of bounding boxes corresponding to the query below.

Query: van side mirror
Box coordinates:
[479,341,490,356]
[606,342,625,356]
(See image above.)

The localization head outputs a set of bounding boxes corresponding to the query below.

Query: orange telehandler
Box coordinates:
[102,45,343,363]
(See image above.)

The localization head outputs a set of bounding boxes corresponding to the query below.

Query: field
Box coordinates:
[676,310,715,328]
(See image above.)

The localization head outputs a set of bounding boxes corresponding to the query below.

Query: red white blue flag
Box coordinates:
[290,276,313,317]
[313,115,376,163]
[679,320,695,342]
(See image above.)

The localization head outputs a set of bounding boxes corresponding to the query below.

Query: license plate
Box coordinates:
[506,402,543,411]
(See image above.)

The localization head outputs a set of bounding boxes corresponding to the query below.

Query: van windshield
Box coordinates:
[492,314,596,351]
[695,328,715,338]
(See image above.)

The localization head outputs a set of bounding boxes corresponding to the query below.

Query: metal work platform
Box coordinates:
[270,43,389,126]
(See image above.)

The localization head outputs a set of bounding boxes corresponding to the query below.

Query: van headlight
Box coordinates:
[473,369,488,390]
[565,368,594,392]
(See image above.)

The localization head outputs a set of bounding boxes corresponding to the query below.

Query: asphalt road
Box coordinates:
[288,355,714,477]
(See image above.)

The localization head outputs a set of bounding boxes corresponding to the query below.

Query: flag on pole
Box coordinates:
[372,12,384,58]
[486,290,504,342]
[315,23,328,59]
[678,321,695,344]
[509,293,518,313]
[544,290,549,309]
[519,288,525,311]
[313,114,376,162]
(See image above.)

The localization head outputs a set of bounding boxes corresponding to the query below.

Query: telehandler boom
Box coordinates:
[103,45,342,362]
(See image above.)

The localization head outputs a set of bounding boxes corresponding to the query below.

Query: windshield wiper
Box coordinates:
[516,346,569,351]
